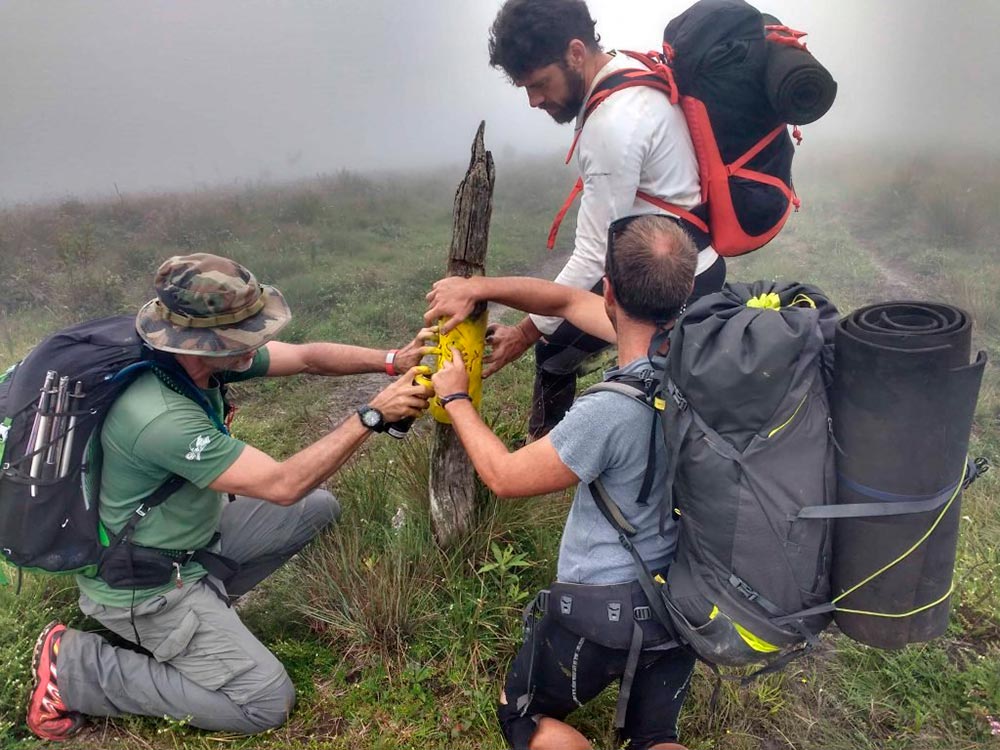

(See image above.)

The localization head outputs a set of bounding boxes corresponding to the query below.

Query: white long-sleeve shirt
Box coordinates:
[531,52,718,335]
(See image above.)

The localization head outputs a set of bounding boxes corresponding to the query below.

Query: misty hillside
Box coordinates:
[1,154,998,749]
[3,1,999,204]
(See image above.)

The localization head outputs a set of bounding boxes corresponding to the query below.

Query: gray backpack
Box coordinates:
[588,281,839,668]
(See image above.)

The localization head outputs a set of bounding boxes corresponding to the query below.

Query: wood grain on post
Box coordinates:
[429,122,495,547]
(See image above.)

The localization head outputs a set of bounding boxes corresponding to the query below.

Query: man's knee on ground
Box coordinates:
[238,672,296,733]
[497,693,541,750]
[303,489,341,529]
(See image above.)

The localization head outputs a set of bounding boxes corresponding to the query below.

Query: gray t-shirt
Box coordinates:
[549,357,677,585]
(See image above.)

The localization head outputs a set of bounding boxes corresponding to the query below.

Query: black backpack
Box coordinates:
[587,282,839,670]
[0,316,233,586]
[547,0,837,255]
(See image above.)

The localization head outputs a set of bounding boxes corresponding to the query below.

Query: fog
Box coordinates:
[1,0,997,206]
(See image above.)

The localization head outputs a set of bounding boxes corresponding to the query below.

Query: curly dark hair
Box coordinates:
[488,0,601,81]
[605,215,697,324]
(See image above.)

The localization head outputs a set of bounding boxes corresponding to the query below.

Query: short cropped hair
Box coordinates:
[488,0,600,81]
[605,215,698,324]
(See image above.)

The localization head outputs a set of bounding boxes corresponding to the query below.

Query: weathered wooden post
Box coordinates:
[428,122,495,546]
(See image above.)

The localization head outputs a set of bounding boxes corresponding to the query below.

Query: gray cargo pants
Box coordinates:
[55,489,339,734]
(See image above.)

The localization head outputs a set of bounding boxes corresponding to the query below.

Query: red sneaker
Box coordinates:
[25,621,85,741]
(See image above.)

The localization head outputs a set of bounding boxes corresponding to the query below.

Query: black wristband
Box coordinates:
[439,392,473,406]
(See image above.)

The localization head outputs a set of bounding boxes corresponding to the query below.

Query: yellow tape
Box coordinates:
[734,620,781,653]
[710,604,780,653]
[428,312,488,424]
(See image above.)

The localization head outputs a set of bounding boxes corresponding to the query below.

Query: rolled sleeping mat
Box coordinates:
[830,302,986,648]
[762,14,838,124]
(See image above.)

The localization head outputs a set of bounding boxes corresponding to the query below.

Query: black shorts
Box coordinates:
[497,614,696,750]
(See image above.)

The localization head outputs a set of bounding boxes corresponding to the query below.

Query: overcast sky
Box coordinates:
[1,1,997,205]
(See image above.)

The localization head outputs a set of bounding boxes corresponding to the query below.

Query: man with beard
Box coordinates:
[485,0,725,439]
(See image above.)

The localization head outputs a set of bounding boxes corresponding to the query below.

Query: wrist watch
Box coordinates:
[356,405,386,433]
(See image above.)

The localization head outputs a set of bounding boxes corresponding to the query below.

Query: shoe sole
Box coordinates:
[28,620,59,699]
[26,620,71,742]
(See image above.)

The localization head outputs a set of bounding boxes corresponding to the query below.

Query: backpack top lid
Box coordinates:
[666,281,837,447]
[2,315,144,419]
[663,0,764,88]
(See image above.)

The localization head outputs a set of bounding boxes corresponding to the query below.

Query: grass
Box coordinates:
[1,152,999,748]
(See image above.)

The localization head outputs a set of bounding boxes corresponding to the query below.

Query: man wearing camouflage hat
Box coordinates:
[26,253,433,740]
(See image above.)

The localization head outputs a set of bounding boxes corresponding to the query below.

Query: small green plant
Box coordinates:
[477,542,533,605]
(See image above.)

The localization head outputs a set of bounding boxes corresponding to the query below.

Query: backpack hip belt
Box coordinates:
[517,579,678,729]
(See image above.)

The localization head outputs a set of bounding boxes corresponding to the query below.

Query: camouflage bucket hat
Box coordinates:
[136,253,292,356]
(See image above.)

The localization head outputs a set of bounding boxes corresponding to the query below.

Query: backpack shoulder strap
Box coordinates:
[104,474,186,547]
[583,378,663,507]
[103,358,231,545]
[548,51,705,250]
[590,478,676,635]
[584,50,678,124]
[581,380,653,406]
[566,51,679,164]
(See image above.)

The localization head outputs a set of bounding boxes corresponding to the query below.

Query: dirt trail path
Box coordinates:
[855,237,922,300]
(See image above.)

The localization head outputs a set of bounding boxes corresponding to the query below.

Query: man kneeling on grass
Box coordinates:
[425,214,697,750]
[26,253,433,741]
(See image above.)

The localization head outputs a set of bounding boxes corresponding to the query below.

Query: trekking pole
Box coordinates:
[58,381,85,479]
[28,370,57,496]
[45,376,70,477]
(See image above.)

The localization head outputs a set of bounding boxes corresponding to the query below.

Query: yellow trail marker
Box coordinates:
[429,311,488,424]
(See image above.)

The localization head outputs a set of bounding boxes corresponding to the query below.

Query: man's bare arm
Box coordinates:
[425,276,615,342]
[443,399,578,497]
[264,329,435,378]
[210,366,431,505]
[430,348,578,497]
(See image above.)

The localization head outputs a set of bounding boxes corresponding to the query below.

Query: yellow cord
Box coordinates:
[835,584,955,619]
[832,461,966,614]
[767,394,807,438]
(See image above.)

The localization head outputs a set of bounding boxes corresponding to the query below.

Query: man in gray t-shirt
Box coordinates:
[427,214,701,750]
[549,355,676,585]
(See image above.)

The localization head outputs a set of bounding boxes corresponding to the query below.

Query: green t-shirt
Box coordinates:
[76,350,270,606]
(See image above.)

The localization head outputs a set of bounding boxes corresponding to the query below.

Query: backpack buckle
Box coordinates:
[633,605,652,622]
[179,549,198,566]
[535,589,550,614]
[559,594,574,616]
[730,574,759,602]
[666,381,688,411]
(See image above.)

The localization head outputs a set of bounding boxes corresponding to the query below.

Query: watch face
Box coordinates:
[360,407,382,429]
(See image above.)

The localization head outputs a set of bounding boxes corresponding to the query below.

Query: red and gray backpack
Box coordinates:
[548,0,837,257]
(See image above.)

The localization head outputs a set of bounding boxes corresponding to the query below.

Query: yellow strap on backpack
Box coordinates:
[428,311,488,424]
